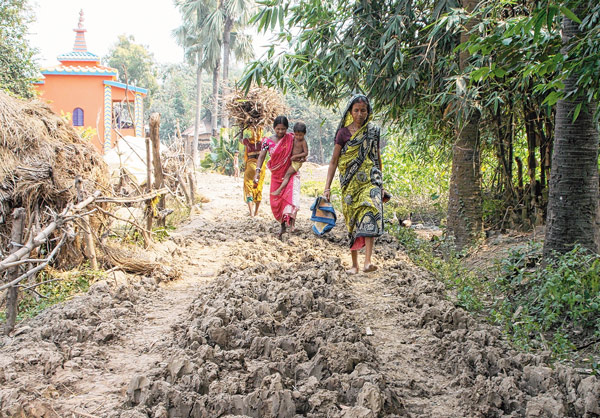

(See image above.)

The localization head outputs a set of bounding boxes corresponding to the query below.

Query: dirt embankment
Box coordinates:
[1,173,599,417]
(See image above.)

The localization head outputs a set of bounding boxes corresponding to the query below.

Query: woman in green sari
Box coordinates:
[323,95,384,274]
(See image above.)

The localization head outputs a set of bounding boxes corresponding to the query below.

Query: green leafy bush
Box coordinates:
[381,134,449,224]
[201,132,241,175]
[491,244,600,355]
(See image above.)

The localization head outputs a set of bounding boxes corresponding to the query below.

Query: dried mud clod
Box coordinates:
[125,242,405,417]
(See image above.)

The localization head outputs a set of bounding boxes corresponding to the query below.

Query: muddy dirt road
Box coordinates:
[1,173,598,417]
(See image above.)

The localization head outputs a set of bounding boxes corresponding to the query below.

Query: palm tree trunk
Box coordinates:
[447,0,483,250]
[211,59,221,138]
[543,12,599,257]
[193,54,202,166]
[222,17,233,130]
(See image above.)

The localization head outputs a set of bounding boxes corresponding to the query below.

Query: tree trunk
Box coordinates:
[446,0,483,250]
[193,56,202,167]
[211,59,221,138]
[447,112,483,250]
[222,17,233,130]
[544,12,600,257]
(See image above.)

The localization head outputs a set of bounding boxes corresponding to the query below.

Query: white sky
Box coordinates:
[28,0,185,66]
[27,0,276,68]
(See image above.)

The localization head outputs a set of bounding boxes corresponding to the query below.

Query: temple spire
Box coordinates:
[73,9,87,52]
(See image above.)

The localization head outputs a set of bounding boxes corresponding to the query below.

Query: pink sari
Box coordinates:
[264,133,300,224]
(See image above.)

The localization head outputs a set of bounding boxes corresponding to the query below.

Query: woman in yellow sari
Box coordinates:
[241,128,266,216]
[323,95,384,274]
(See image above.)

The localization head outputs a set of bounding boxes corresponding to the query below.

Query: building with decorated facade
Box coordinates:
[33,10,147,154]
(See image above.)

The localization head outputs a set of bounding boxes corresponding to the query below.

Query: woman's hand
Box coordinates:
[253,171,260,187]
[323,189,331,200]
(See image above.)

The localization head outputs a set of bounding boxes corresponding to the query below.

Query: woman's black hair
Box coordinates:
[273,115,289,128]
[334,94,372,139]
[349,95,372,115]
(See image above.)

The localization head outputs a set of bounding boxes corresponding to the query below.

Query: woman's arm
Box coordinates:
[253,148,268,184]
[323,144,342,200]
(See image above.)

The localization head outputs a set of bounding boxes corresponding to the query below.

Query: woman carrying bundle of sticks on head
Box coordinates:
[240,127,265,217]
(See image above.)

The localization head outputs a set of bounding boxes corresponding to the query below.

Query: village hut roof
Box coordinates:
[181,121,211,137]
[0,91,109,262]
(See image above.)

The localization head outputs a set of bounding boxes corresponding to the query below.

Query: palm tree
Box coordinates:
[173,0,210,165]
[221,0,255,129]
[543,7,599,257]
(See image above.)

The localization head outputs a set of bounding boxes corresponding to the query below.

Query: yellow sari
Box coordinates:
[337,102,384,249]
[243,128,265,203]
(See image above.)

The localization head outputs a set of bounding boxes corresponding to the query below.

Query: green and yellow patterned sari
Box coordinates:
[337,97,384,249]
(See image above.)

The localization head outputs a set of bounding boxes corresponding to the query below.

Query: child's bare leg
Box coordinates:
[273,166,296,195]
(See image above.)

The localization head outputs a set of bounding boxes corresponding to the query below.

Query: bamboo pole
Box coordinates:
[4,208,25,334]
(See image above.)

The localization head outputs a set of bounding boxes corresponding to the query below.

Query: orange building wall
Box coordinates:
[36,75,112,152]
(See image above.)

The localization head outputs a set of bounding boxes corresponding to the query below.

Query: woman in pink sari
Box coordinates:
[254,116,301,238]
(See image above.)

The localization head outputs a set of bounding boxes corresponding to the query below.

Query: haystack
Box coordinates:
[0,91,109,265]
[225,86,288,130]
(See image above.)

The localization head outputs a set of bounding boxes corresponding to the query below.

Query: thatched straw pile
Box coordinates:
[225,86,288,130]
[0,91,109,263]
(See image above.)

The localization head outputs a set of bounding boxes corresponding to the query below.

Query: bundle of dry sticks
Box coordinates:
[225,86,287,130]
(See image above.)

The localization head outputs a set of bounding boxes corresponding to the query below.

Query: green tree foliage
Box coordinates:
[148,63,200,142]
[104,34,158,109]
[0,0,37,98]
[149,64,214,142]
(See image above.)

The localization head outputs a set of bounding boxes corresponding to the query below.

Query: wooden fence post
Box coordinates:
[144,137,154,247]
[75,177,98,270]
[4,208,25,334]
[187,172,196,207]
[150,113,166,226]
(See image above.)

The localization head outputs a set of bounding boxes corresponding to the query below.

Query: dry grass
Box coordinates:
[101,241,181,282]
[0,91,109,266]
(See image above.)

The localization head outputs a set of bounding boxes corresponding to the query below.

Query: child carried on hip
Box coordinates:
[273,122,309,196]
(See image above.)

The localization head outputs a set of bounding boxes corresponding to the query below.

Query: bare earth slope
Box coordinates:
[1,173,598,417]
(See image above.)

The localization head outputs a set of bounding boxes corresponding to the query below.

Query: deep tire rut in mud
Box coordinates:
[1,173,599,417]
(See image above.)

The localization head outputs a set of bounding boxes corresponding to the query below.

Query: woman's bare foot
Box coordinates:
[363,264,378,273]
[346,267,359,275]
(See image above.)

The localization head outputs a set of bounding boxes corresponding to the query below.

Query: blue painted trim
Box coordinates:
[42,70,117,76]
[103,80,148,94]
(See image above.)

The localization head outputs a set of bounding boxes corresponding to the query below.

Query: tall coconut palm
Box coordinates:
[173,0,211,165]
[221,0,255,129]
[543,7,599,257]
[198,1,224,137]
